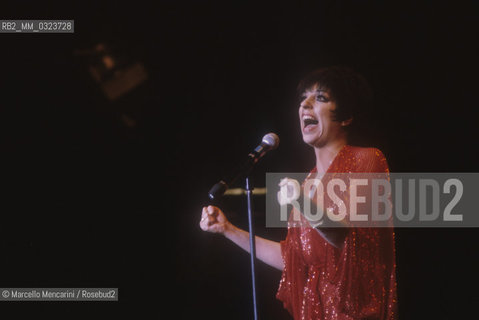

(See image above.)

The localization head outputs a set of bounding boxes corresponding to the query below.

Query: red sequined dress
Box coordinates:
[277,145,398,320]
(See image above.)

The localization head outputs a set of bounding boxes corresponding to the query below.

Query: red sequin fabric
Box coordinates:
[277,145,398,320]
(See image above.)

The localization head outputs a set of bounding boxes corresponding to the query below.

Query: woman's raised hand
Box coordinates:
[199,205,230,234]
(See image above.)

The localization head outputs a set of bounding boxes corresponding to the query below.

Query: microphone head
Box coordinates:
[262,133,280,150]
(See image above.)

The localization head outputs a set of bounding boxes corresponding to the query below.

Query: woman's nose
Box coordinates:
[301,97,314,109]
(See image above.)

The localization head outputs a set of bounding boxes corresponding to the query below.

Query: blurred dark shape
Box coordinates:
[120,113,138,128]
[74,43,148,100]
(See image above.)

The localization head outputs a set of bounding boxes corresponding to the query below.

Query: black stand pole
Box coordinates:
[245,176,259,320]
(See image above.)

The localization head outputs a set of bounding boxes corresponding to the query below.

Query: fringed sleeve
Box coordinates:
[334,148,398,319]
[276,228,308,319]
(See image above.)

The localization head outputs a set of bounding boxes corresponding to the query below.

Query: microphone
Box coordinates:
[208,133,279,200]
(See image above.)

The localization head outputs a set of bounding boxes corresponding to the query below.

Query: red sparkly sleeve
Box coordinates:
[276,237,293,314]
[276,228,307,319]
[334,148,398,319]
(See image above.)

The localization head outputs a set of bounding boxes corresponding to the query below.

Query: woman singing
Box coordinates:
[199,66,398,320]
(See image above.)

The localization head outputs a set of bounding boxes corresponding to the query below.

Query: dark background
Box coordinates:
[0,0,478,318]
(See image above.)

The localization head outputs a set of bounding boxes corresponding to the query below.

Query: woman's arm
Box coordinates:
[223,224,284,271]
[200,205,284,271]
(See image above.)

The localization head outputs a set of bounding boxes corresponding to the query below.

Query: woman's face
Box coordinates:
[299,83,344,148]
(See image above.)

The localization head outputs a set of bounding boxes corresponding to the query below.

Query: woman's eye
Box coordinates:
[316,95,329,102]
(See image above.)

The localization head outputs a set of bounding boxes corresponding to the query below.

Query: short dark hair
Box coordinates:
[297,66,373,124]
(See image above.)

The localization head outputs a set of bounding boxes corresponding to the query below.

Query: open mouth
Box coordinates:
[303,115,319,128]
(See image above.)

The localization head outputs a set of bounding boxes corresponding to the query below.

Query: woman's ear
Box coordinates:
[341,118,353,127]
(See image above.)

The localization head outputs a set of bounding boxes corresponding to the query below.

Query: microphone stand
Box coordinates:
[209,174,260,319]
[245,176,259,320]
[209,133,280,319]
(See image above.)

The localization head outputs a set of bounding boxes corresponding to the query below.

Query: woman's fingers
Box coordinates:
[207,205,218,217]
[199,207,210,230]
[206,206,217,225]
[200,206,217,230]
